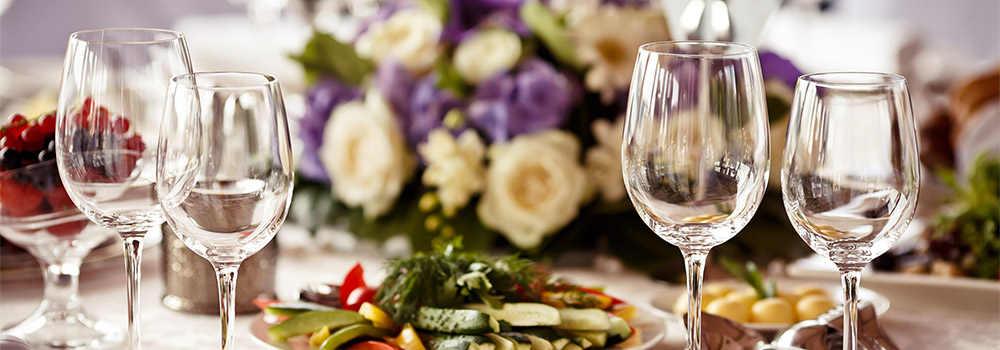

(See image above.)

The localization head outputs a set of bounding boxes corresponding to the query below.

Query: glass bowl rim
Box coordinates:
[638,40,758,58]
[170,71,279,91]
[798,71,907,87]
[69,27,185,45]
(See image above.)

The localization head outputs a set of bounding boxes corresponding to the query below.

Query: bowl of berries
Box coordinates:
[0,112,124,347]
[0,113,109,245]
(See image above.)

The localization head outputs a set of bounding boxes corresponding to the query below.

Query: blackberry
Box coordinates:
[0,148,21,171]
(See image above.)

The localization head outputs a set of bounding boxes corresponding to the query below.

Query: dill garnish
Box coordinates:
[374,238,546,323]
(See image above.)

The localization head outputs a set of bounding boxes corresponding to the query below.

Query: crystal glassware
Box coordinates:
[0,159,123,349]
[157,72,294,349]
[55,28,193,349]
[781,72,919,350]
[622,41,770,350]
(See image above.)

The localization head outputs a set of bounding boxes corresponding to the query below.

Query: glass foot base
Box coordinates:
[3,310,123,350]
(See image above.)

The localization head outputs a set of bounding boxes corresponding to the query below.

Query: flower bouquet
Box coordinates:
[289,0,810,275]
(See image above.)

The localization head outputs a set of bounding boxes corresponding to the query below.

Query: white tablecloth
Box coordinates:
[2,225,998,349]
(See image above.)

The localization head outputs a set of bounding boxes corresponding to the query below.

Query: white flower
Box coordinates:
[572,7,669,103]
[320,89,414,219]
[355,8,442,75]
[585,116,626,202]
[453,29,522,83]
[418,128,487,215]
[477,130,588,250]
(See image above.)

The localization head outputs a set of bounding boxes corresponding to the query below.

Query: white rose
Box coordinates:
[573,7,669,103]
[320,89,414,218]
[453,29,522,83]
[419,128,487,216]
[355,8,442,75]
[585,116,626,202]
[477,130,588,250]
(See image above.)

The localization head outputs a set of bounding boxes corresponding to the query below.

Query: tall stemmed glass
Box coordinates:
[55,28,192,349]
[622,41,770,350]
[157,72,293,350]
[781,72,919,350]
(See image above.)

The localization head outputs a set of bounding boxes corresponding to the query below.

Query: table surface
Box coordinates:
[2,225,999,349]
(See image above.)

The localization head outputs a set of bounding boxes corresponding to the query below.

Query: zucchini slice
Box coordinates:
[464,303,561,327]
[415,307,501,334]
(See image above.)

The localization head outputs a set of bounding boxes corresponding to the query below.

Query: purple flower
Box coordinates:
[599,0,651,7]
[759,51,803,88]
[408,76,465,147]
[468,59,578,142]
[375,59,418,123]
[444,0,529,42]
[298,79,362,182]
[373,60,464,147]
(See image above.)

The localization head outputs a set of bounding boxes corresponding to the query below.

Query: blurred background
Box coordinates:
[1,0,998,280]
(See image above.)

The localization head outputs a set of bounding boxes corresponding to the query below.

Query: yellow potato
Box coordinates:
[672,290,719,315]
[778,290,801,308]
[796,294,836,321]
[704,282,735,297]
[723,293,754,315]
[792,284,828,298]
[705,297,750,322]
[726,287,760,307]
[750,298,794,324]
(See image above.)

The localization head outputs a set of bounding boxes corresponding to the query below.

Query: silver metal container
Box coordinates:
[160,223,277,314]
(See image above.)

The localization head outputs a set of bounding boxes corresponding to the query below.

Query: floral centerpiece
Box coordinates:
[289,0,809,275]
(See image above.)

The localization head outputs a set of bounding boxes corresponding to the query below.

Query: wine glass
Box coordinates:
[0,158,122,349]
[622,41,770,350]
[55,28,193,349]
[781,72,919,350]
[157,72,293,349]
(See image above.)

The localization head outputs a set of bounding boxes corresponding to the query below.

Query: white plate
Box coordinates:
[649,280,890,334]
[250,305,668,350]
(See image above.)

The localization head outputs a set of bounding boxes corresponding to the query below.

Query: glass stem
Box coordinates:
[38,256,85,317]
[840,269,862,350]
[682,250,708,350]
[122,234,145,350]
[214,262,241,350]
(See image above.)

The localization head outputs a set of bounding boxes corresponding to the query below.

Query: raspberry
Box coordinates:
[125,134,146,153]
[82,98,95,116]
[110,115,130,135]
[93,108,110,133]
[37,113,56,134]
[1,136,20,151]
[7,114,25,125]
[20,125,45,152]
[71,111,89,128]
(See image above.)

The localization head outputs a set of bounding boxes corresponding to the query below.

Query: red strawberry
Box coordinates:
[48,220,88,237]
[45,186,76,211]
[0,178,45,217]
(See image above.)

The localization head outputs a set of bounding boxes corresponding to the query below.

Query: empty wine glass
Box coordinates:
[55,28,193,349]
[0,159,122,349]
[157,72,293,349]
[781,72,919,350]
[622,41,770,350]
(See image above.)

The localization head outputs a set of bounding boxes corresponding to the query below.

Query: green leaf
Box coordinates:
[435,58,470,97]
[418,0,449,24]
[519,2,582,69]
[289,31,373,85]
[931,153,1000,279]
[720,257,772,299]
